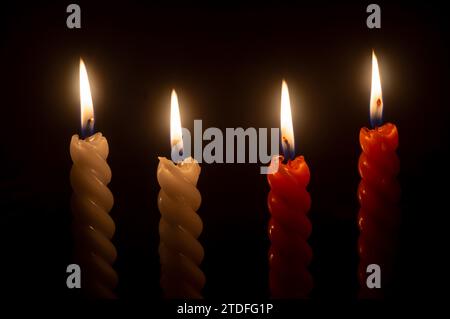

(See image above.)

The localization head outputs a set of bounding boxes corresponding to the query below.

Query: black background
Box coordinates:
[1,1,448,303]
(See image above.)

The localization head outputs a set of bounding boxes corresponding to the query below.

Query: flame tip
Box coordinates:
[170,88,183,156]
[79,58,94,135]
[370,50,383,126]
[280,79,295,158]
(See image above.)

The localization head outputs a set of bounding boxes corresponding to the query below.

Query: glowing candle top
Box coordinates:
[370,50,383,128]
[79,58,94,137]
[280,80,295,160]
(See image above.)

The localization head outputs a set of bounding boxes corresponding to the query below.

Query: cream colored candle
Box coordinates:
[157,90,205,299]
[70,59,117,299]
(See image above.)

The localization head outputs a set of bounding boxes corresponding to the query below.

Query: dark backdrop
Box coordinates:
[1,1,448,302]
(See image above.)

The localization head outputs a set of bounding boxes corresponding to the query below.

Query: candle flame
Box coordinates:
[370,50,383,127]
[170,89,183,158]
[79,58,94,136]
[280,80,295,160]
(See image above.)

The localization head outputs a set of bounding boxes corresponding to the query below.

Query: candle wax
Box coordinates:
[70,132,117,299]
[157,156,205,299]
[357,122,400,298]
[267,155,313,298]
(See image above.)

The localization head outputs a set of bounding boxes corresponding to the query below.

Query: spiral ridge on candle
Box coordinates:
[357,123,400,298]
[70,133,117,299]
[267,156,313,298]
[157,157,204,299]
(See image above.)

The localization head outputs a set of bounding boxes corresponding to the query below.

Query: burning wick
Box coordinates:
[83,117,95,139]
[282,136,293,162]
[377,98,382,108]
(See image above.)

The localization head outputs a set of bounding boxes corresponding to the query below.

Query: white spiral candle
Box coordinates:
[157,156,204,299]
[70,133,117,299]
[157,89,205,298]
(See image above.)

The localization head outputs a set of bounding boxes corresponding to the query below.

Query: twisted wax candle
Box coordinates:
[157,156,205,299]
[267,155,313,298]
[357,123,400,298]
[70,132,117,298]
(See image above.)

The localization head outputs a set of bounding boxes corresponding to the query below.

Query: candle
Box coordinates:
[157,90,205,299]
[357,51,400,298]
[267,80,313,298]
[70,59,117,298]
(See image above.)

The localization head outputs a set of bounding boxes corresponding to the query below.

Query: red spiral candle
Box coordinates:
[268,155,313,298]
[357,51,400,298]
[266,80,313,298]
